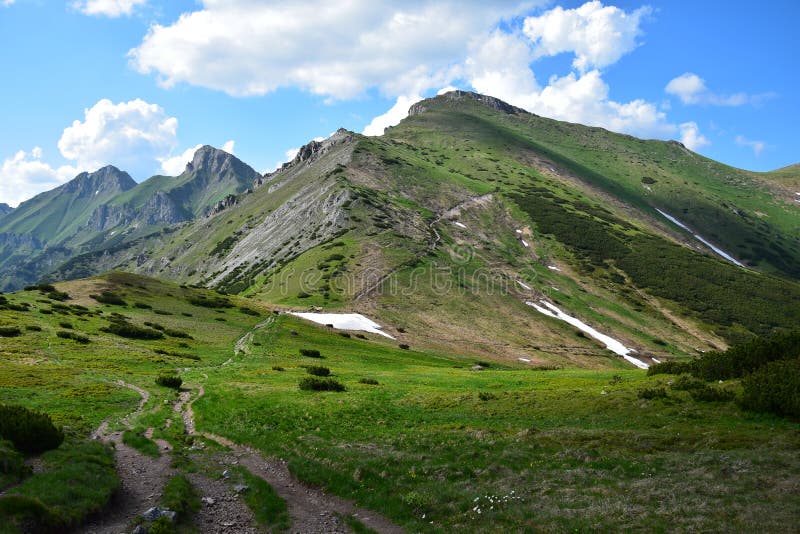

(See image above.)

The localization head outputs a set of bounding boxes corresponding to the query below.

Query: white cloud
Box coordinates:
[665,72,770,106]
[522,0,651,72]
[0,148,78,207]
[72,0,147,17]
[129,0,536,99]
[363,94,423,136]
[678,122,710,151]
[735,135,765,156]
[158,144,201,176]
[58,98,178,179]
[222,140,235,154]
[2,0,16,7]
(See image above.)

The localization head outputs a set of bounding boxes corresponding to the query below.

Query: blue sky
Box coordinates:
[0,0,796,206]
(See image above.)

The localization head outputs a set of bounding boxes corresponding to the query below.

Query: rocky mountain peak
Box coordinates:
[409,90,528,117]
[0,203,11,216]
[185,145,234,175]
[267,129,354,177]
[62,165,136,197]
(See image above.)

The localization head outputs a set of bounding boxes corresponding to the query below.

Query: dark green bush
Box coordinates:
[102,320,163,340]
[306,366,330,377]
[133,302,152,309]
[90,292,127,306]
[0,326,21,337]
[56,330,90,344]
[165,329,193,339]
[478,392,498,401]
[238,307,260,316]
[272,366,285,372]
[58,321,73,329]
[25,325,42,332]
[358,378,379,385]
[46,290,70,301]
[299,348,322,358]
[155,375,183,389]
[299,378,346,392]
[144,321,166,331]
[638,387,668,400]
[0,404,64,454]
[670,375,706,391]
[689,385,735,403]
[0,494,61,531]
[647,360,692,376]
[187,295,232,309]
[399,344,410,350]
[740,358,800,418]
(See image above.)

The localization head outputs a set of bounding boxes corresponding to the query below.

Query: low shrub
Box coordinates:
[299,348,322,358]
[24,325,42,332]
[739,358,800,418]
[338,332,351,338]
[133,302,152,309]
[238,307,260,316]
[690,385,736,403]
[299,378,346,392]
[272,366,285,372]
[102,321,163,340]
[164,329,193,339]
[187,295,232,309]
[358,378,379,385]
[155,375,182,389]
[478,392,498,401]
[0,326,21,337]
[46,290,70,302]
[154,309,173,316]
[56,330,90,344]
[670,375,706,391]
[58,321,73,329]
[144,321,166,331]
[0,404,64,454]
[398,344,410,350]
[638,387,668,400]
[647,360,692,376]
[306,366,330,377]
[90,292,127,306]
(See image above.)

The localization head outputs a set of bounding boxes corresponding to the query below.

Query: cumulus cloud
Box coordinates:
[363,94,423,136]
[129,0,535,99]
[2,0,16,7]
[463,26,675,140]
[678,122,710,151]
[665,72,771,106]
[158,144,201,176]
[735,135,765,156]
[72,0,147,17]
[522,0,651,72]
[0,148,78,207]
[58,98,178,179]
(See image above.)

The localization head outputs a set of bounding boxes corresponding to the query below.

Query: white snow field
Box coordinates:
[655,208,745,267]
[453,221,467,229]
[289,312,395,339]
[526,300,649,369]
[516,280,532,290]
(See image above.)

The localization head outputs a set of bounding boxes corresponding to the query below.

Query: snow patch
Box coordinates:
[515,229,523,234]
[518,357,531,363]
[655,208,745,267]
[95,190,100,195]
[652,357,662,364]
[453,221,467,229]
[521,239,529,248]
[547,265,561,271]
[289,312,395,339]
[525,300,648,369]
[516,280,532,291]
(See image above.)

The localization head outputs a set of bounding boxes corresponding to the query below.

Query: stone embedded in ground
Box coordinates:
[233,484,250,494]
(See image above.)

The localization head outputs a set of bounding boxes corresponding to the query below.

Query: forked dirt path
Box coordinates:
[85,381,257,534]
[180,323,406,534]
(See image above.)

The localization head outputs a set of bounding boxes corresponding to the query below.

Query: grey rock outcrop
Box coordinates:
[409,90,527,117]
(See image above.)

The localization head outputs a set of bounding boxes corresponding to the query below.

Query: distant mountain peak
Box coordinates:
[185,145,238,175]
[409,90,528,117]
[0,203,11,216]
[63,165,136,197]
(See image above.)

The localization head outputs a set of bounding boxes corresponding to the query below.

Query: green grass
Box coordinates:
[188,314,800,532]
[122,429,161,457]
[160,474,200,521]
[231,466,290,532]
[0,438,118,532]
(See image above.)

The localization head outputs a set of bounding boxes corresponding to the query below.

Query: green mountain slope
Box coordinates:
[0,273,797,532]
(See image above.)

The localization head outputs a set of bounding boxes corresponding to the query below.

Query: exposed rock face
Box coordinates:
[267,129,354,177]
[185,145,261,185]
[0,203,12,216]
[63,165,137,197]
[408,90,527,117]
[211,194,239,215]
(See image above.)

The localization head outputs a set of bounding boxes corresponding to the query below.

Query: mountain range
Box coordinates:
[1,90,798,367]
